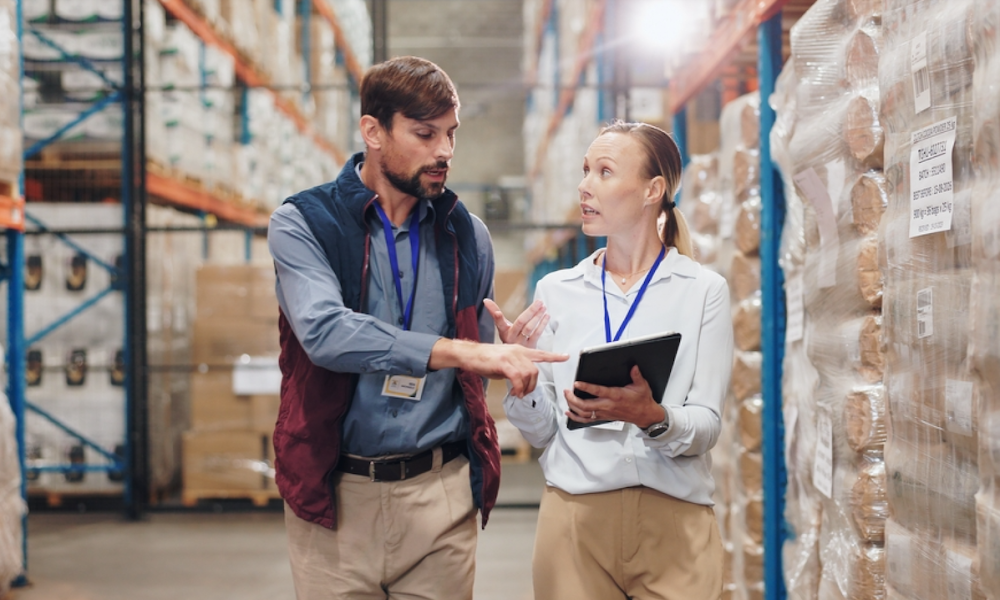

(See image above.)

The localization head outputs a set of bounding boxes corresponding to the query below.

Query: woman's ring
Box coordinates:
[522,332,530,338]
[590,410,596,420]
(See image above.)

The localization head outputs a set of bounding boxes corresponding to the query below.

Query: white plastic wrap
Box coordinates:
[776,0,889,598]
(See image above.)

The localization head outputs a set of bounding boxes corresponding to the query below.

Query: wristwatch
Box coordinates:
[642,408,670,438]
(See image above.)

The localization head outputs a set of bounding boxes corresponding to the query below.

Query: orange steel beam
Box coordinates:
[312,0,365,83]
[668,0,791,113]
[156,0,345,163]
[529,0,607,180]
[147,171,269,228]
[0,194,25,231]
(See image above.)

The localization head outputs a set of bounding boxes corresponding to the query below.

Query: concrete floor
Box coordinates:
[9,462,545,600]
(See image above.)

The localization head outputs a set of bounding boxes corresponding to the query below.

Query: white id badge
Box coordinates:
[593,420,626,432]
[382,375,426,400]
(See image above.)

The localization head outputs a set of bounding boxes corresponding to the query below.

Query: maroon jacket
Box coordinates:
[272,154,501,529]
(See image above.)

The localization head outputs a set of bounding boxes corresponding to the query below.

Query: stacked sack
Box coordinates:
[684,152,743,600]
[880,0,985,598]
[970,2,1000,598]
[686,90,765,600]
[723,91,767,600]
[773,0,890,598]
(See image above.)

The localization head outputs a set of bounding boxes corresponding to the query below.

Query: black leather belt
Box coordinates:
[336,440,467,482]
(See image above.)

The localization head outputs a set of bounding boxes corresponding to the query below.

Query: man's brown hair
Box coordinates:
[360,56,460,132]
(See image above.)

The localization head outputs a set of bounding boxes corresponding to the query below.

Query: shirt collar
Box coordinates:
[356,160,436,230]
[559,247,700,289]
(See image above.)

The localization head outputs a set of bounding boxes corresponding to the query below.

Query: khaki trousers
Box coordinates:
[533,485,723,600]
[284,452,477,600]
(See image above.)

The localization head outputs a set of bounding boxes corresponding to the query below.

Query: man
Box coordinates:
[268,56,566,599]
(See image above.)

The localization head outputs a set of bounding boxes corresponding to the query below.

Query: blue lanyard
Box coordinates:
[601,245,666,343]
[373,202,421,331]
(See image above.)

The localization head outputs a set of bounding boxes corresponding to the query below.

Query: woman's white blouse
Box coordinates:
[504,248,734,506]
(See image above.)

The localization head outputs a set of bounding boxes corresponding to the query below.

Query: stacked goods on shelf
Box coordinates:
[770,53,825,600]
[0,0,20,191]
[522,0,602,257]
[307,13,353,154]
[10,204,126,495]
[0,204,200,500]
[1,393,25,595]
[971,2,1000,598]
[144,0,342,214]
[880,0,984,598]
[684,90,764,600]
[145,206,203,495]
[20,3,124,166]
[725,91,766,600]
[683,152,743,600]
[323,0,372,70]
[182,263,280,505]
[774,1,890,598]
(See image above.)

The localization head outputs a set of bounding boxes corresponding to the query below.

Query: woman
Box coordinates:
[484,121,733,600]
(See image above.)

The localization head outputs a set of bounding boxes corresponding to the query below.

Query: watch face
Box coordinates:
[646,423,669,438]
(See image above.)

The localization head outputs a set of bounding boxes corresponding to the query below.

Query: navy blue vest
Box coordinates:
[274,153,501,529]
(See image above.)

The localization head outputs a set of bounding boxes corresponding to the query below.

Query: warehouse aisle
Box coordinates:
[11,508,538,600]
[11,462,544,600]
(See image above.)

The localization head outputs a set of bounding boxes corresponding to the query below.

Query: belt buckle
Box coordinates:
[399,459,407,481]
[368,461,377,482]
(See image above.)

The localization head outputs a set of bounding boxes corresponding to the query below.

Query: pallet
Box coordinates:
[27,485,123,509]
[146,159,254,210]
[181,488,282,508]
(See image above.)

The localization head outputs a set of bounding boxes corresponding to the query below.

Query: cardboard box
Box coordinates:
[195,264,278,321]
[189,371,252,432]
[182,430,272,491]
[192,317,280,365]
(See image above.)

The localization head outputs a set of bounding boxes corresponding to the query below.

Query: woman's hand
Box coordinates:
[483,298,550,349]
[565,365,666,428]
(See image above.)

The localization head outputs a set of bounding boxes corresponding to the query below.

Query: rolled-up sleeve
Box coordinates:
[268,203,441,376]
[642,276,733,457]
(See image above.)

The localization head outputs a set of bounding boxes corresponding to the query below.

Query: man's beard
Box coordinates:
[381,159,449,199]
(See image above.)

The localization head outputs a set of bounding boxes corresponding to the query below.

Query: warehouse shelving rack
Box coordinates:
[5,0,366,588]
[523,2,811,598]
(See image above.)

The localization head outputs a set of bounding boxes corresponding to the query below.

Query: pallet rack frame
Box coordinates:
[5,0,365,587]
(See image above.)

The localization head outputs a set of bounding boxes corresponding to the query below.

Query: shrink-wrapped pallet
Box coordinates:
[844,384,887,454]
[851,543,886,600]
[734,196,762,256]
[886,441,978,543]
[739,396,763,453]
[730,251,761,302]
[732,351,762,403]
[845,93,884,169]
[850,171,888,236]
[776,1,891,598]
[733,295,762,352]
[851,457,888,544]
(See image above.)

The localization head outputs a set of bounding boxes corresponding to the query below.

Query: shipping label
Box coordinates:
[910,117,957,238]
[911,32,931,114]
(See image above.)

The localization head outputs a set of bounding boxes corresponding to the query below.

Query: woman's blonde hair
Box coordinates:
[598,120,693,258]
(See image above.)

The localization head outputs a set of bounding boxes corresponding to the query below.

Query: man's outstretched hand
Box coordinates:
[429,338,568,397]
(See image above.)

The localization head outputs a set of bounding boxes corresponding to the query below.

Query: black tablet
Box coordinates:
[567,331,682,430]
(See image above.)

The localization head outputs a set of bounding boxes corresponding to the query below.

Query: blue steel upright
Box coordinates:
[758,11,788,600]
[8,0,27,587]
